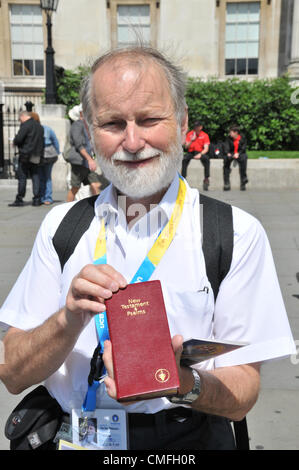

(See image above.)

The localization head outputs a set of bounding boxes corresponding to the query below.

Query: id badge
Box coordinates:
[71,409,128,450]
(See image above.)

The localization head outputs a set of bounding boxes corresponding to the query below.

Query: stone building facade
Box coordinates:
[0,0,298,107]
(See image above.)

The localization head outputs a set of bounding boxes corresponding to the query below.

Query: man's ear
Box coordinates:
[180,107,189,145]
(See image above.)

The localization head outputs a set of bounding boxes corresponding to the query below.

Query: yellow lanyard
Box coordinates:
[93,175,187,277]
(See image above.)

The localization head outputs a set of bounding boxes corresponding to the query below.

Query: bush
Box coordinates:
[185,76,299,150]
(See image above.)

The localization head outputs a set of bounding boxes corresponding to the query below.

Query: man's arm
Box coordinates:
[193,143,210,160]
[49,128,60,154]
[103,336,260,421]
[184,131,195,150]
[71,121,97,171]
[13,124,27,147]
[0,264,127,394]
[173,335,260,421]
[201,143,210,155]
[79,147,97,172]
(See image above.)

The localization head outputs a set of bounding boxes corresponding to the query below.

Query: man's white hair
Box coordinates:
[80,45,188,133]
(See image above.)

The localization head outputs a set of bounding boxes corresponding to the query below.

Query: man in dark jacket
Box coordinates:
[9,111,44,206]
[223,125,248,191]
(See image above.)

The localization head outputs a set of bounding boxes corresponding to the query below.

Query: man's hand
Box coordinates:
[103,334,188,401]
[65,264,127,331]
[88,158,97,172]
[233,153,239,159]
[194,152,202,160]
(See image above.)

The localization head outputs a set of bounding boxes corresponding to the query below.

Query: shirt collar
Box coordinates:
[94,172,181,225]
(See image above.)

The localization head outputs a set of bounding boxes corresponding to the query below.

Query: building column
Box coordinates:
[35,103,69,191]
[288,0,299,82]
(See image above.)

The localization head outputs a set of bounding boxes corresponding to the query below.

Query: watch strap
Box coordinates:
[169,368,201,405]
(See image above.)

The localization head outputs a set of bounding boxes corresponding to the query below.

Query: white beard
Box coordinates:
[94,132,184,199]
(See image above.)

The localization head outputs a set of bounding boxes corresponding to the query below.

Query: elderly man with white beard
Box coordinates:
[0,46,295,451]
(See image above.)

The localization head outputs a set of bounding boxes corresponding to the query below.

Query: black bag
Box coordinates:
[5,385,63,450]
[208,142,224,159]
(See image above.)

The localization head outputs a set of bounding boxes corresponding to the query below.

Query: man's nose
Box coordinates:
[122,121,145,154]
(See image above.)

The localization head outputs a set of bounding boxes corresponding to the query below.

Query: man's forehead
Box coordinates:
[92,56,170,99]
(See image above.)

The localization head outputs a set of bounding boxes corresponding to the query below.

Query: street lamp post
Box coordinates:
[40,0,59,104]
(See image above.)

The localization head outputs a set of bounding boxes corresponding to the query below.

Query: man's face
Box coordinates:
[19,114,27,123]
[90,58,187,199]
[194,125,202,136]
[229,130,238,139]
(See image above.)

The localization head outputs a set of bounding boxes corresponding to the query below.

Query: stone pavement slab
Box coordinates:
[0,184,298,450]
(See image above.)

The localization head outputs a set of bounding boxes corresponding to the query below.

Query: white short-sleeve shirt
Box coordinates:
[0,174,295,414]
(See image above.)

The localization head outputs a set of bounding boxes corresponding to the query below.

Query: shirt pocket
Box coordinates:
[161,278,215,341]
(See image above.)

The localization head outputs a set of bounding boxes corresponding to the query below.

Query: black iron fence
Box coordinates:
[2,105,21,178]
[0,100,35,179]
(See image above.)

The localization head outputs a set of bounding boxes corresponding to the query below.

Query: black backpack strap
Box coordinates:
[200,193,233,298]
[233,418,250,450]
[52,195,98,272]
[200,193,249,450]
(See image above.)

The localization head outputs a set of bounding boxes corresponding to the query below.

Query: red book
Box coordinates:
[105,280,180,402]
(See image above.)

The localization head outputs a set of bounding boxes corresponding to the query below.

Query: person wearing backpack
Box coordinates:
[0,46,295,451]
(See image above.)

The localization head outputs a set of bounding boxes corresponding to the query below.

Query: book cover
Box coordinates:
[181,338,248,366]
[105,280,180,402]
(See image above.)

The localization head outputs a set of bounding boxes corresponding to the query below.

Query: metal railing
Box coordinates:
[0,95,42,178]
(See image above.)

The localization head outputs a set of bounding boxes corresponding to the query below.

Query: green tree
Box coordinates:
[55,65,90,115]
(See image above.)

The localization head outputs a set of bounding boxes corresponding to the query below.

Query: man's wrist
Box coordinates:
[57,307,86,336]
[169,368,201,405]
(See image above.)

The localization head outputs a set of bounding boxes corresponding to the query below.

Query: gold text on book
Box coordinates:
[121,298,150,317]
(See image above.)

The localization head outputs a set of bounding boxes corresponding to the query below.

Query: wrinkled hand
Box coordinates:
[65,264,127,330]
[194,153,202,160]
[103,334,185,401]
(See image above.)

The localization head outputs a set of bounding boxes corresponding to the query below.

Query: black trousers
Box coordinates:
[181,152,210,179]
[16,160,40,202]
[223,154,248,184]
[128,407,236,450]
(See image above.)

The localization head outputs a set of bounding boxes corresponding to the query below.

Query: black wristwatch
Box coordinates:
[169,368,201,405]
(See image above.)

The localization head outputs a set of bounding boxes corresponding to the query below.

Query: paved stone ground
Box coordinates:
[0,182,298,450]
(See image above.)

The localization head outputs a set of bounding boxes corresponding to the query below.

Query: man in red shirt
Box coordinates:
[223,125,248,191]
[181,121,210,190]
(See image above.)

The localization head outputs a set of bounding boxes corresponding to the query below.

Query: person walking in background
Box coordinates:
[223,125,249,191]
[181,121,210,190]
[9,110,44,207]
[66,104,100,202]
[39,124,60,205]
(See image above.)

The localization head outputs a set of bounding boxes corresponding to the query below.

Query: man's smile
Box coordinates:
[113,154,160,168]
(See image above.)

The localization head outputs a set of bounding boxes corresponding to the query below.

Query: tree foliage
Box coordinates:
[55,65,90,115]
